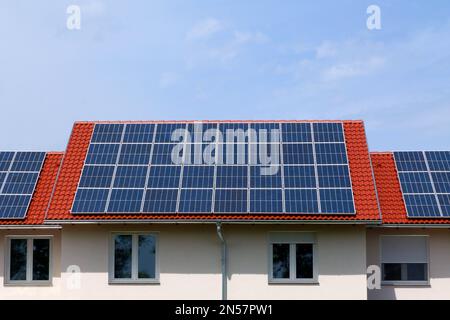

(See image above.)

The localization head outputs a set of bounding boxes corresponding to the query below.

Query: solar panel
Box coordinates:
[394,151,450,218]
[0,152,46,219]
[72,122,356,215]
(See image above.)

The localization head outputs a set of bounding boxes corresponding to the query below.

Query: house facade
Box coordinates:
[0,120,449,300]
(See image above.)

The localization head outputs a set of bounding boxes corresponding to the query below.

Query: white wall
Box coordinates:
[0,224,368,300]
[367,228,450,300]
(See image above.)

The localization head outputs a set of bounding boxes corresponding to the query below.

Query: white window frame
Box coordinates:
[4,235,53,286]
[109,232,160,284]
[268,232,318,284]
[380,235,430,286]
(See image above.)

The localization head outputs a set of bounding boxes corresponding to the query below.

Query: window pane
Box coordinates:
[383,263,402,281]
[114,235,132,279]
[407,263,427,281]
[296,244,313,279]
[33,239,50,281]
[138,235,156,279]
[272,244,290,279]
[10,239,27,281]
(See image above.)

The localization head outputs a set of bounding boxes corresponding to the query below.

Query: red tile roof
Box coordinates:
[0,152,63,225]
[371,152,450,225]
[45,120,380,222]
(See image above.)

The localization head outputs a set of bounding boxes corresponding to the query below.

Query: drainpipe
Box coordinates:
[216,222,227,300]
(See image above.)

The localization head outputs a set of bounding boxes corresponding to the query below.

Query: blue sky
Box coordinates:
[0,0,449,151]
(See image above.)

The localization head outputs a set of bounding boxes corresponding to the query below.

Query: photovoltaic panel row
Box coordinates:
[72,123,354,215]
[0,152,46,219]
[394,151,450,218]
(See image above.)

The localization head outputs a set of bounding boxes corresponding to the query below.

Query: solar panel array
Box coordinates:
[72,122,355,214]
[394,151,450,218]
[0,152,46,219]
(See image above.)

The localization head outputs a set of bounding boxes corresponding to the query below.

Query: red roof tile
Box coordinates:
[371,152,450,224]
[0,152,63,225]
[45,121,380,222]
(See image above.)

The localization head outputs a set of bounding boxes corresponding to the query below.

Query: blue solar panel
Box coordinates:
[143,189,178,213]
[313,123,344,142]
[0,152,14,171]
[214,189,247,213]
[394,151,450,218]
[437,194,450,217]
[91,124,124,143]
[72,189,109,213]
[250,189,283,213]
[398,172,434,194]
[154,124,187,143]
[113,166,147,188]
[215,166,247,188]
[315,143,348,165]
[283,166,316,188]
[285,189,318,213]
[317,165,351,188]
[182,166,214,188]
[118,144,152,165]
[219,123,250,143]
[107,189,144,213]
[123,124,154,143]
[2,173,39,194]
[431,172,450,193]
[281,123,312,143]
[147,166,181,188]
[0,172,6,186]
[319,189,355,213]
[282,144,314,165]
[0,151,46,219]
[151,143,179,165]
[85,144,120,165]
[403,194,441,217]
[73,122,356,215]
[187,123,218,142]
[79,166,114,188]
[394,152,428,172]
[185,143,217,165]
[178,189,212,213]
[10,152,46,172]
[217,143,248,165]
[250,166,282,188]
[0,195,32,218]
[426,151,450,171]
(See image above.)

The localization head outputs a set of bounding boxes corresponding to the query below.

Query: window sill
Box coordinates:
[381,281,430,287]
[269,279,319,285]
[4,281,53,287]
[109,279,160,285]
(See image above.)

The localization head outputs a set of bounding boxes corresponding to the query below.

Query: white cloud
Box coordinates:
[186,18,224,41]
[316,41,336,59]
[322,56,385,81]
[82,1,106,17]
[159,72,180,88]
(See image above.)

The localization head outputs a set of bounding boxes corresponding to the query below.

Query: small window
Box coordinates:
[381,236,429,285]
[269,232,317,283]
[110,233,158,283]
[6,237,52,285]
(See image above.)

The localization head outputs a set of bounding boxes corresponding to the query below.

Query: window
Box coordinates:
[5,236,52,285]
[110,233,158,283]
[380,235,429,285]
[268,232,317,283]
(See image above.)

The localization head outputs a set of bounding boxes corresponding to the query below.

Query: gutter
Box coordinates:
[44,219,381,225]
[0,225,62,230]
[216,222,227,300]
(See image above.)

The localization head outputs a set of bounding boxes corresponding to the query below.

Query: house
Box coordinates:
[0,120,448,300]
